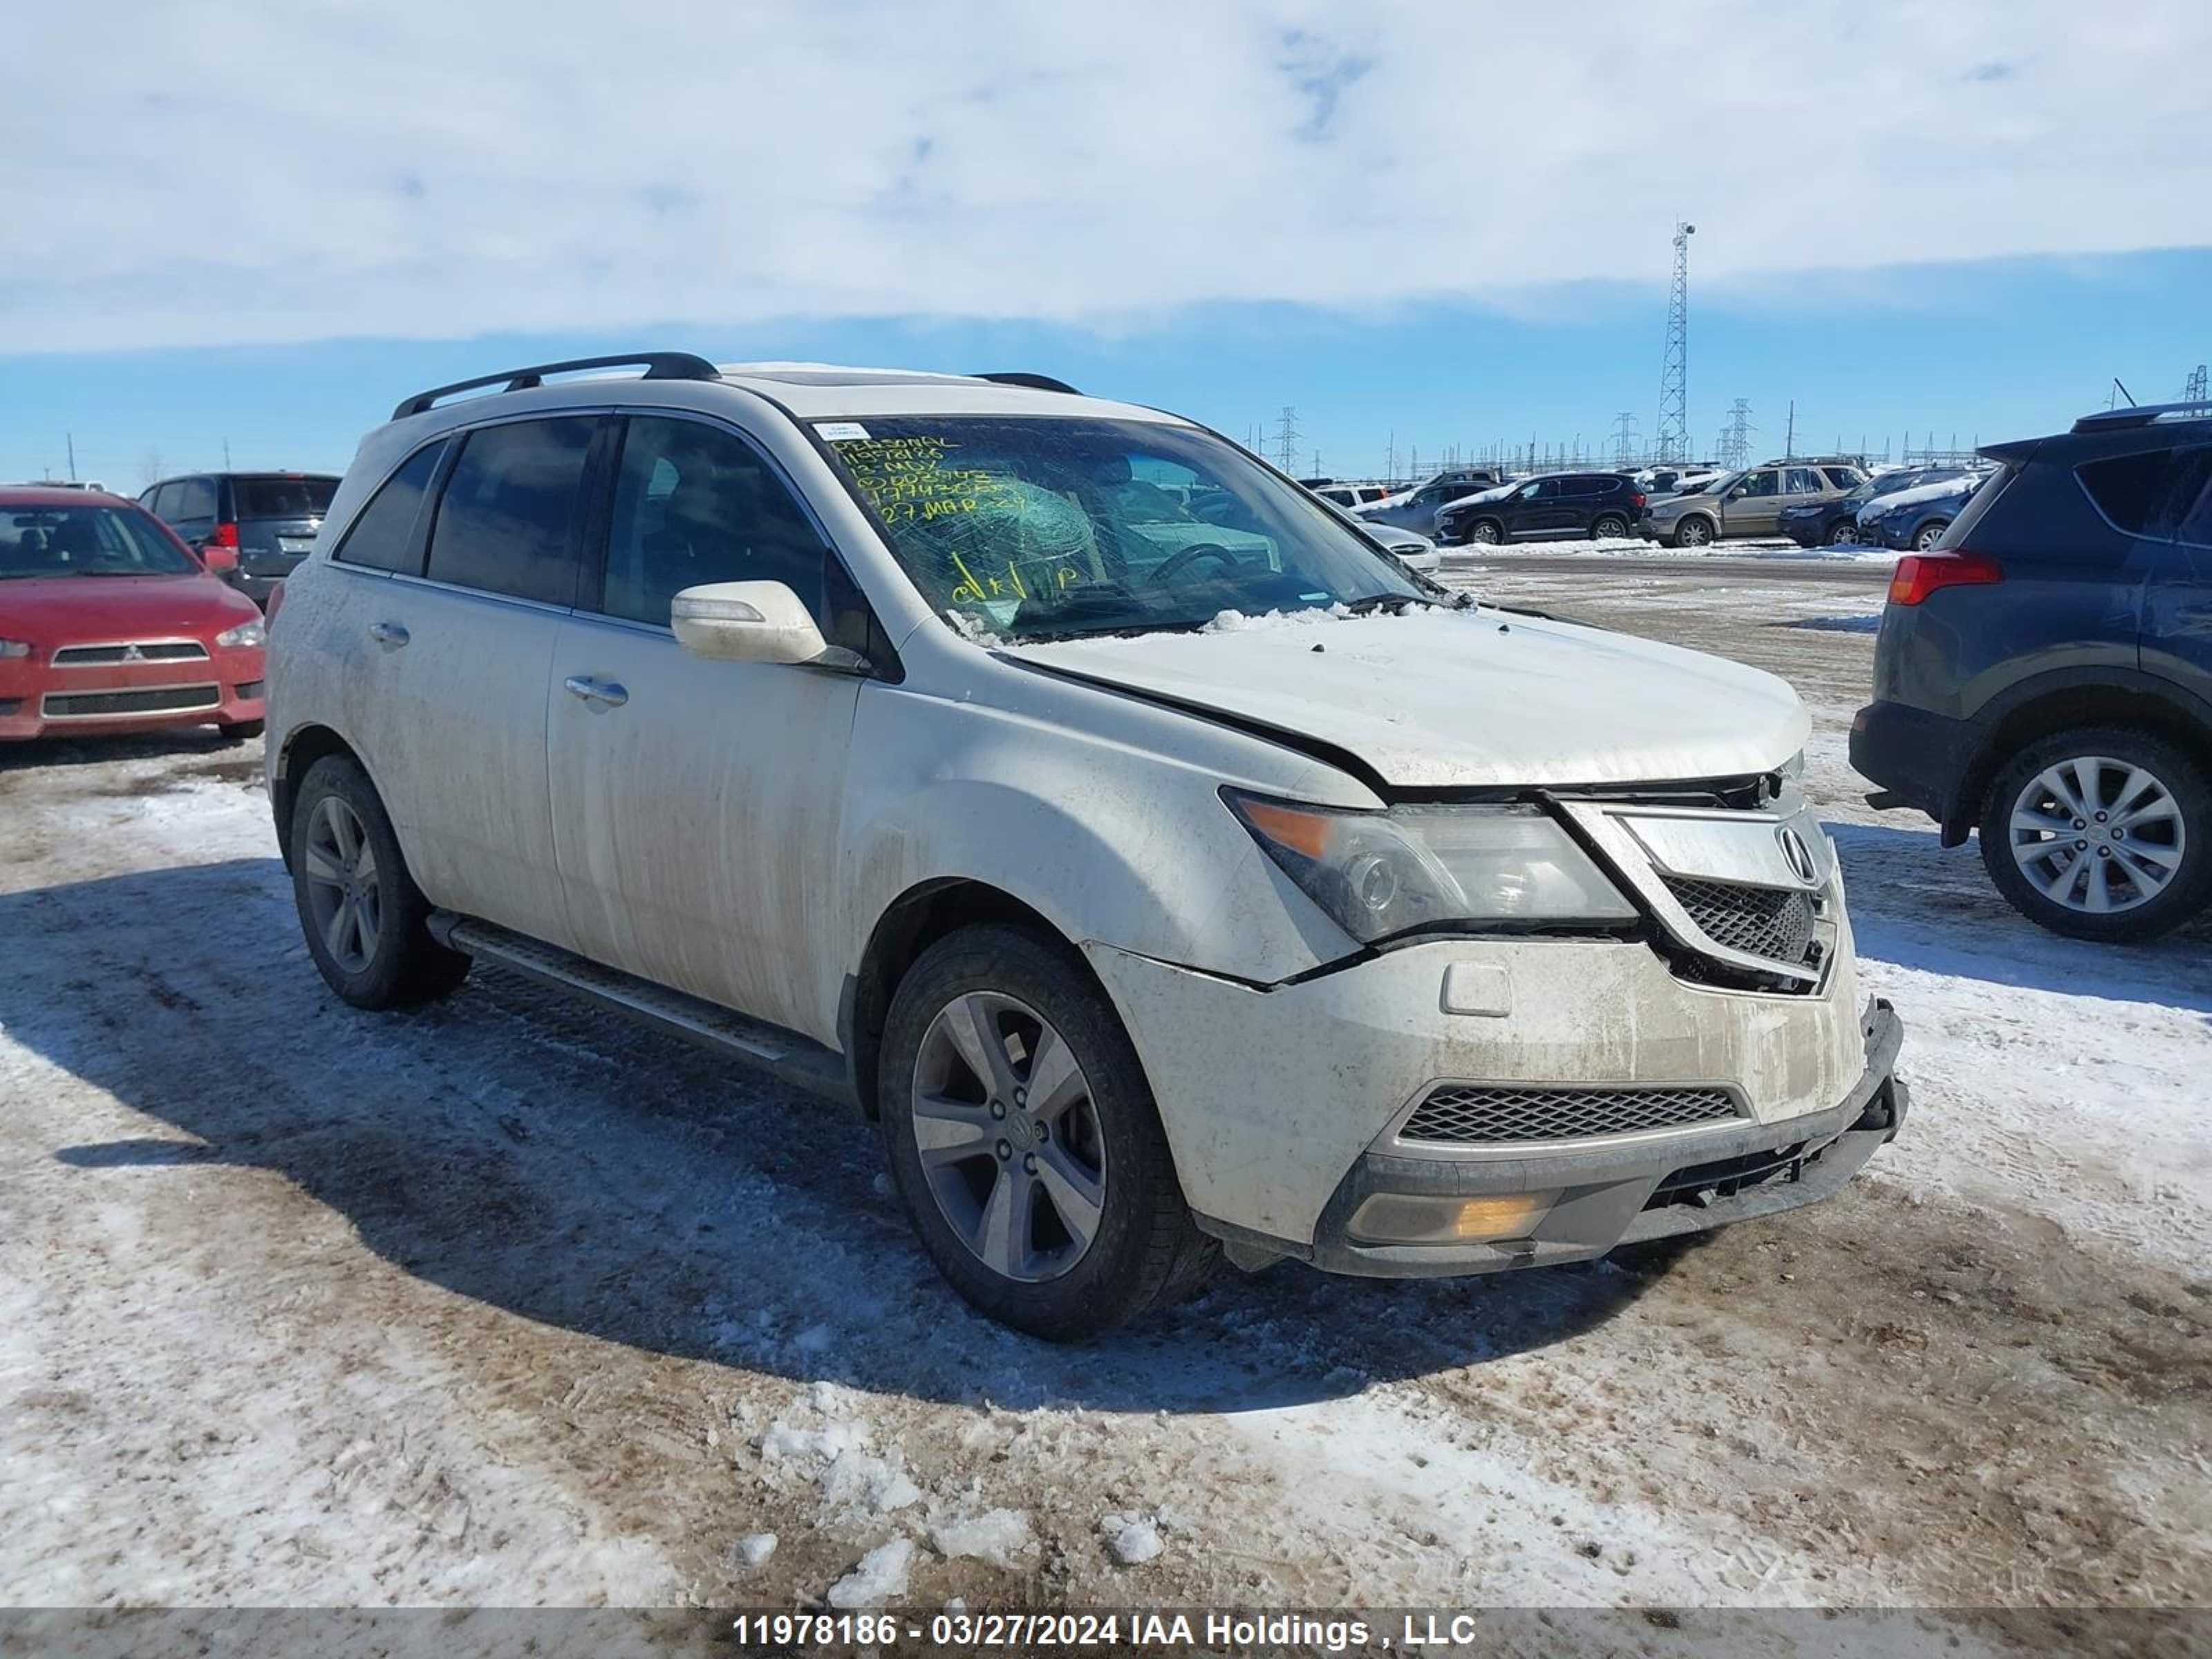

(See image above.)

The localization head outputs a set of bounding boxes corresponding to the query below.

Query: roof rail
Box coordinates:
[392,353,722,421]
[971,371,1082,395]
[2072,400,2212,433]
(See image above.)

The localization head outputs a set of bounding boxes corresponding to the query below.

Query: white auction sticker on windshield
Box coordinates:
[814,422,871,442]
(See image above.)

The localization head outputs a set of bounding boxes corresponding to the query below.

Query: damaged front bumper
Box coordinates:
[1301,997,1904,1277]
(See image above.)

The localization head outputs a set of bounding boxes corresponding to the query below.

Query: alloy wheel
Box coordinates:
[909,991,1107,1284]
[1470,521,1501,544]
[1680,518,1712,546]
[301,796,382,973]
[2007,755,2186,916]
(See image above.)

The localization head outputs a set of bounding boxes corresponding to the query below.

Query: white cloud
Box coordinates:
[10,0,2209,351]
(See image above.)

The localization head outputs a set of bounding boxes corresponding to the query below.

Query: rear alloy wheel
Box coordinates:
[1912,518,1950,552]
[1673,515,1714,548]
[1468,519,1503,545]
[291,754,471,1007]
[1980,729,2212,941]
[1591,513,1630,540]
[879,925,1214,1339]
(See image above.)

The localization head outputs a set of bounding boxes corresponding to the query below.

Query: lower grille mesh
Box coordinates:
[40,685,219,718]
[1400,1084,1738,1145]
[1665,877,1817,964]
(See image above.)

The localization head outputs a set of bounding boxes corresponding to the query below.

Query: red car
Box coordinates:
[0,487,268,744]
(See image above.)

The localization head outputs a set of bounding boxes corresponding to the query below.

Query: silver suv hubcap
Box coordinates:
[303,796,382,972]
[2008,756,2186,915]
[910,991,1106,1283]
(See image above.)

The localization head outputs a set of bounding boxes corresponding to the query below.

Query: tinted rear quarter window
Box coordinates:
[173,477,217,522]
[333,442,447,574]
[426,418,596,604]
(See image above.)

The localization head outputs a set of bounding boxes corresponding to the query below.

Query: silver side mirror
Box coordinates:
[671,581,831,665]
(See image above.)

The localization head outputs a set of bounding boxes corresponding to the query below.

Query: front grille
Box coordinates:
[51,641,209,666]
[41,684,221,718]
[1400,1083,1739,1145]
[1664,877,1817,965]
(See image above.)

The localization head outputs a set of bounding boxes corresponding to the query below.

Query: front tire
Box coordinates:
[878,925,1213,1340]
[1826,521,1858,545]
[1468,519,1503,545]
[1912,518,1951,552]
[1671,515,1715,548]
[219,718,266,740]
[290,754,471,1007]
[1978,728,2212,942]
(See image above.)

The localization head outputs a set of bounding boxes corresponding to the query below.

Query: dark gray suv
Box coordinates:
[1851,402,2212,941]
[140,471,339,608]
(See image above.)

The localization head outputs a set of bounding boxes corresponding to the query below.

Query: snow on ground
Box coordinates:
[1,563,2207,1637]
[1438,535,1896,563]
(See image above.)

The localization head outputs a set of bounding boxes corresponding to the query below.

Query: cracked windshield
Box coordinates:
[824,416,1423,639]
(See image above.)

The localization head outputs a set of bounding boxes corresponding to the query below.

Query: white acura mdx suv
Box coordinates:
[267,354,1906,1338]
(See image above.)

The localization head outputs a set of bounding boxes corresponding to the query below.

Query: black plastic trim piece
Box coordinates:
[392,353,721,421]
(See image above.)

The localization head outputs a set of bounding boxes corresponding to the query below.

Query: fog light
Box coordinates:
[1349,1190,1558,1245]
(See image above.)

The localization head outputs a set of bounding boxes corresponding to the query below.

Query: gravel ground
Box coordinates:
[3,554,2206,1646]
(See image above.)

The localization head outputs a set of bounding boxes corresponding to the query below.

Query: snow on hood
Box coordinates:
[1859,476,1977,520]
[1009,606,1809,789]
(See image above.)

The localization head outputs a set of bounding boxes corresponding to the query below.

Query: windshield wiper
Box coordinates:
[1339,593,1441,616]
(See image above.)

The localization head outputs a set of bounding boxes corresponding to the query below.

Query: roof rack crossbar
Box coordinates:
[971,371,1082,395]
[393,353,722,420]
[2072,400,2212,432]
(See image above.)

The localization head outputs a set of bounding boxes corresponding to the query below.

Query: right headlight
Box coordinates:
[1224,790,1638,945]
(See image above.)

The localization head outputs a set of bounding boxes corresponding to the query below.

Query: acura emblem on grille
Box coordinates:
[1777,825,1819,885]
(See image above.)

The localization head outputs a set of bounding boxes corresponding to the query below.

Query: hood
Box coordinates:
[0,571,255,645]
[1011,606,1809,789]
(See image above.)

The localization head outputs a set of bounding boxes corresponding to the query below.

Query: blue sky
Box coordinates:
[12,247,2206,488]
[7,1,2209,487]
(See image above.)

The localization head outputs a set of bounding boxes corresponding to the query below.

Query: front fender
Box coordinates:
[832,677,1362,1035]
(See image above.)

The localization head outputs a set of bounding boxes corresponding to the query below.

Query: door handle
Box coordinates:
[563,675,628,709]
[368,621,409,647]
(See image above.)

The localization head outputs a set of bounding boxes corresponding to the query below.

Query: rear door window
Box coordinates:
[425,418,596,605]
[332,442,447,574]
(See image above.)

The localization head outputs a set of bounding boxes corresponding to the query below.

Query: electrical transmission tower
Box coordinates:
[1274,406,1301,474]
[2188,364,2209,405]
[1610,412,1640,468]
[1656,221,1695,463]
[1718,398,1752,470]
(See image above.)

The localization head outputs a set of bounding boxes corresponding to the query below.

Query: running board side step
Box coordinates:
[427,913,856,1107]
